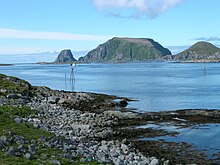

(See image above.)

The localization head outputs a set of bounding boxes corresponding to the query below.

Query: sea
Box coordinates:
[1,62,220,160]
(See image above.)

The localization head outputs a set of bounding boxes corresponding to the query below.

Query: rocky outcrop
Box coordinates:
[79,37,171,63]
[0,74,32,97]
[173,41,220,62]
[54,49,77,63]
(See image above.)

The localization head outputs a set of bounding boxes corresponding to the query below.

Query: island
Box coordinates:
[170,41,220,62]
[37,49,77,64]
[54,49,77,63]
[0,64,13,66]
[78,37,171,63]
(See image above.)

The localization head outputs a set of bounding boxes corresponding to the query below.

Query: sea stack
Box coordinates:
[54,49,77,63]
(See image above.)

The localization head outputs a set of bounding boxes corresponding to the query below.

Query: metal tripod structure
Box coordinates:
[70,63,76,91]
[65,63,76,92]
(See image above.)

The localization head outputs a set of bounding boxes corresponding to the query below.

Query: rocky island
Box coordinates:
[37,49,77,64]
[0,64,12,66]
[79,37,171,63]
[171,41,220,62]
[1,73,220,164]
[54,49,77,63]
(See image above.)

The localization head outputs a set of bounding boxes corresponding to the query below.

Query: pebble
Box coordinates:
[24,153,33,160]
[150,158,159,165]
[14,117,23,124]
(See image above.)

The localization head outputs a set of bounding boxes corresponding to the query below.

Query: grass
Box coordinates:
[0,74,31,96]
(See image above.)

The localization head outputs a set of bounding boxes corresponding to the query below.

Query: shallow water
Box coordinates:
[137,123,220,159]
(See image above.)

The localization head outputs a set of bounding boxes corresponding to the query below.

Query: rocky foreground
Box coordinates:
[1,73,220,164]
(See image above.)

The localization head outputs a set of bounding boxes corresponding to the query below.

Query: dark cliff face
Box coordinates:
[173,42,220,60]
[78,37,171,63]
[54,49,77,63]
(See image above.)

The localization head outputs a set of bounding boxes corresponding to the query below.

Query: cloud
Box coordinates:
[93,0,185,18]
[193,37,220,42]
[0,45,57,55]
[0,28,110,41]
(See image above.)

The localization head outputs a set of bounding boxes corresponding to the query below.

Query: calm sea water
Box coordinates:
[138,123,220,160]
[0,62,220,112]
[1,62,220,159]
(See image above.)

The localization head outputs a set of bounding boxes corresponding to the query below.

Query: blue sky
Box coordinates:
[0,0,220,61]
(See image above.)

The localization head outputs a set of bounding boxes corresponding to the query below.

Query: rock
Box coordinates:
[121,144,129,154]
[139,158,150,165]
[99,145,109,154]
[33,123,40,129]
[119,100,128,107]
[122,138,128,144]
[17,145,24,150]
[96,130,113,139]
[150,158,159,165]
[104,110,141,119]
[6,94,20,99]
[28,146,36,154]
[48,96,60,104]
[14,117,23,124]
[6,147,18,156]
[0,140,4,149]
[0,136,8,144]
[0,89,7,93]
[50,159,61,165]
[163,160,170,165]
[24,153,33,160]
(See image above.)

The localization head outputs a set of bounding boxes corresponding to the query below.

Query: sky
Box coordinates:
[0,0,220,61]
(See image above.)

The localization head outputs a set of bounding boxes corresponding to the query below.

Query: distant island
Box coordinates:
[37,49,77,64]
[165,41,220,63]
[78,37,171,63]
[54,49,77,63]
[0,64,13,66]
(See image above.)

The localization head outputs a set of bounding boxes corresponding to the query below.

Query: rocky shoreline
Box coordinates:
[1,74,220,164]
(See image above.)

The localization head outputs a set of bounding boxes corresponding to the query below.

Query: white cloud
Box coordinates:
[193,37,220,42]
[0,45,55,55]
[93,0,185,18]
[0,28,110,41]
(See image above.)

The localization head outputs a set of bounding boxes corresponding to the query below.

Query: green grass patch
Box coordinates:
[0,106,53,139]
[0,74,31,96]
